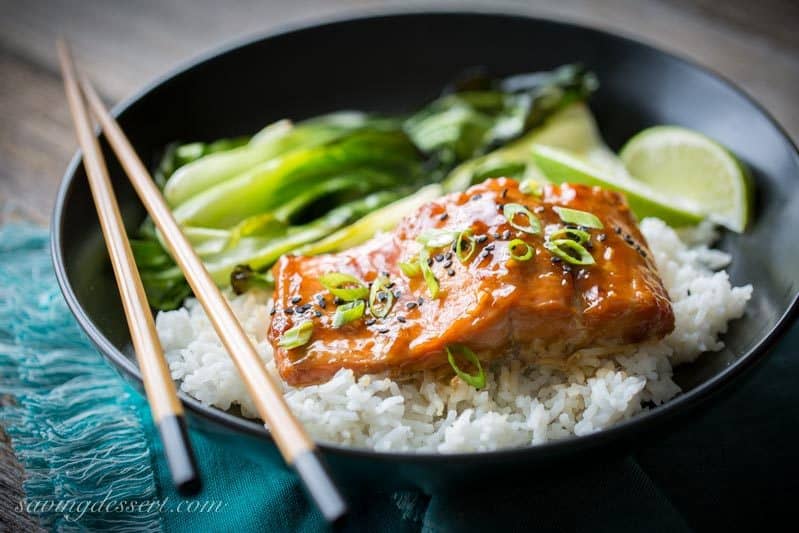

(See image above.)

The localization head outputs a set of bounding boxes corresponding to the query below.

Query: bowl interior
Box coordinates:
[54,12,799,453]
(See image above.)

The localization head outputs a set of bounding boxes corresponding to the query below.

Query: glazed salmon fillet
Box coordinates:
[268,178,674,386]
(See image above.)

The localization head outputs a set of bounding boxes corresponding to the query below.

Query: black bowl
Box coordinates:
[52,11,799,493]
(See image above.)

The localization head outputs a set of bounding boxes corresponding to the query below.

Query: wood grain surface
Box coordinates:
[1,1,797,530]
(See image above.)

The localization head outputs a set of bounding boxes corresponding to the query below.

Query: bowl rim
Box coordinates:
[51,8,799,462]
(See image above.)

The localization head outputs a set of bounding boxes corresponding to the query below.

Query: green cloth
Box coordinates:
[1,224,797,532]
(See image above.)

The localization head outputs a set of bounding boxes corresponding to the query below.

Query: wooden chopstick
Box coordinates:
[59,41,348,523]
[57,40,201,496]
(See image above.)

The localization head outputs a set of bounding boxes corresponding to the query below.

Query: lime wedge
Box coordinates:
[532,144,704,226]
[620,126,751,232]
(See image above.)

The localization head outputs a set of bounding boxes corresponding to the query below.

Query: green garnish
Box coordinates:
[446,345,486,389]
[319,272,368,301]
[519,179,543,197]
[399,261,421,277]
[419,249,440,299]
[455,229,476,263]
[417,228,459,249]
[548,227,591,244]
[553,206,603,229]
[369,275,395,318]
[502,203,541,235]
[545,239,596,265]
[278,320,313,349]
[508,239,534,261]
[332,300,365,328]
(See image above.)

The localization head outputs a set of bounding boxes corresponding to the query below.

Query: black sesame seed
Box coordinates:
[314,310,322,317]
[475,235,488,243]
[397,316,407,323]
[486,243,495,251]
[493,232,501,239]
[497,204,504,211]
[299,303,312,312]
[448,269,456,276]
[393,290,402,299]
[434,253,444,263]
[284,308,294,315]
[597,233,607,242]
[427,258,434,267]
[501,188,508,199]
[382,271,390,277]
[625,236,635,245]
[445,251,453,261]
[269,308,276,316]
[551,256,562,264]
[315,294,325,304]
[501,230,511,240]
[480,249,490,258]
[687,289,692,296]
[439,212,449,221]
[365,318,376,326]
[639,249,648,258]
[378,328,390,334]
[418,296,424,305]
[291,295,302,304]
[386,282,396,289]
[614,226,622,234]
[471,194,482,201]
[405,301,418,310]
[318,300,327,309]
[378,292,388,302]
[443,260,452,268]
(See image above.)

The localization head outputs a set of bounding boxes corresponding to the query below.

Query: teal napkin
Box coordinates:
[1,224,797,532]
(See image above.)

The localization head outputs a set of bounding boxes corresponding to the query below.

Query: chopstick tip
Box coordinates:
[293,450,348,523]
[55,37,70,58]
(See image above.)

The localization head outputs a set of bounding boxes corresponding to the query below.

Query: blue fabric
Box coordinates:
[0,225,161,532]
[1,224,797,532]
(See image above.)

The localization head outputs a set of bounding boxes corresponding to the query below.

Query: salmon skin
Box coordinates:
[268,178,674,386]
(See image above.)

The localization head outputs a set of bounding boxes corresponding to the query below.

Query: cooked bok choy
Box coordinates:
[133,64,598,309]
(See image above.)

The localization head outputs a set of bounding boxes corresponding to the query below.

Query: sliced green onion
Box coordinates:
[278,320,313,349]
[446,345,486,389]
[545,239,596,265]
[369,275,395,318]
[503,203,541,235]
[416,228,458,249]
[519,179,543,197]
[399,261,421,277]
[508,239,534,261]
[455,229,476,263]
[332,300,365,328]
[319,272,368,301]
[419,249,440,299]
[553,206,603,229]
[549,227,591,244]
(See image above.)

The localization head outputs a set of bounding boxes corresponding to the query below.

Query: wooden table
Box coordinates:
[1,0,797,529]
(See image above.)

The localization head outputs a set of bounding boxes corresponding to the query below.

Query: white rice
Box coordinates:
[156,218,752,452]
